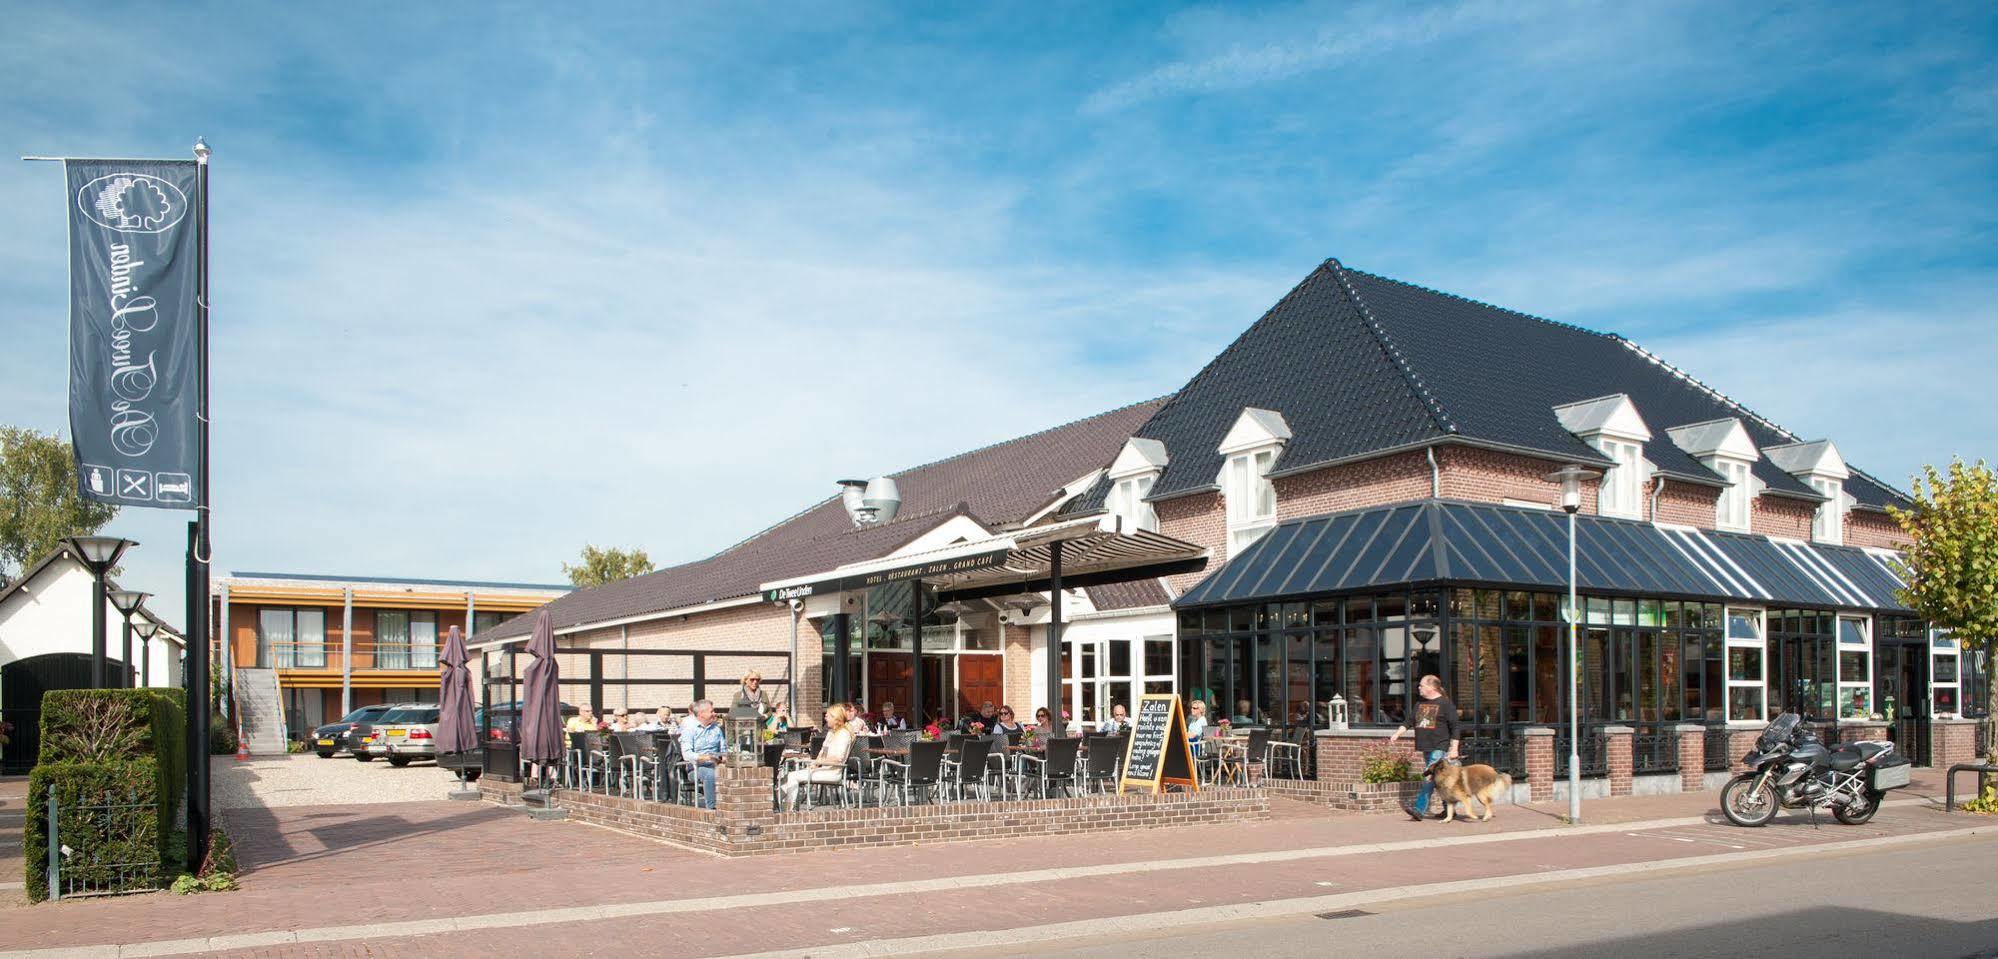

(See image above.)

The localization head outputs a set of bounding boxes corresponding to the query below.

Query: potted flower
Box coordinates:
[922,723,945,742]
[969,722,986,736]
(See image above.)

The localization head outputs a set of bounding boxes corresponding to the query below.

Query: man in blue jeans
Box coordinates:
[683,699,725,809]
[1389,675,1460,822]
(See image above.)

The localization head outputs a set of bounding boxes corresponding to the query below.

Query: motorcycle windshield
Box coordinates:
[1760,713,1801,749]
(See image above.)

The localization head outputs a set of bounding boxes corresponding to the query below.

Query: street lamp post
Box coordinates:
[67,536,134,689]
[108,590,150,688]
[134,619,161,687]
[1545,466,1599,825]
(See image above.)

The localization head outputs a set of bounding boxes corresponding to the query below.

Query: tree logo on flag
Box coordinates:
[75,173,189,234]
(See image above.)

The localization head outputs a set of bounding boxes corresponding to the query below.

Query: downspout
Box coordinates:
[1426,447,1441,499]
[1650,476,1664,524]
[788,601,801,717]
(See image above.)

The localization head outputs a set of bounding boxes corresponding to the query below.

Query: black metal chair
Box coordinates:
[1082,736,1124,792]
[565,731,591,790]
[1266,725,1307,780]
[1241,728,1271,786]
[882,740,948,805]
[650,732,681,803]
[941,737,994,802]
[613,733,646,798]
[1020,736,1080,798]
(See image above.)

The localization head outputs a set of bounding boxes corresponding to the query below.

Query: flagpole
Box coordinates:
[187,136,213,861]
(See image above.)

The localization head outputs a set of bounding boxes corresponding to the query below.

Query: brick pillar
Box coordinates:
[714,763,772,848]
[1604,726,1634,797]
[1523,727,1554,802]
[1841,721,1888,745]
[1933,719,1979,768]
[1673,724,1705,792]
[1728,728,1761,774]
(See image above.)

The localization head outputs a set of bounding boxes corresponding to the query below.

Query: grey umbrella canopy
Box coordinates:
[436,625,478,755]
[517,610,564,767]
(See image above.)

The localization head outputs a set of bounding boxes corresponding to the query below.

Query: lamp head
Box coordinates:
[67,535,133,570]
[133,620,161,640]
[107,589,150,616]
[1543,465,1602,515]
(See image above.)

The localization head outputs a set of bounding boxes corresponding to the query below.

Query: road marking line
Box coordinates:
[0,804,1961,959]
[712,825,1998,959]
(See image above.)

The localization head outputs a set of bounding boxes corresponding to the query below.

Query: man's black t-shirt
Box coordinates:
[1410,695,1460,753]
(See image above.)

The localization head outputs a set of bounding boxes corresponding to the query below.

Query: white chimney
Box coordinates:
[837,479,869,527]
[862,476,901,524]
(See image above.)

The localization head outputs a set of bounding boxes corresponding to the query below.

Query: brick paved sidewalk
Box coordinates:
[0,769,1980,958]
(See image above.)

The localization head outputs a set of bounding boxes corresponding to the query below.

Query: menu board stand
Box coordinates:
[1119,693,1198,794]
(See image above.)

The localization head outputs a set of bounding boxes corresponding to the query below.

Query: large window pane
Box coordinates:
[1533,625,1560,724]
[1254,635,1282,725]
[1504,626,1530,723]
[376,610,410,669]
[296,609,326,667]
[1380,626,1410,725]
[258,609,294,669]
[1314,629,1341,726]
[410,612,438,669]
[1345,627,1379,723]
[1730,684,1764,721]
[1286,633,1312,725]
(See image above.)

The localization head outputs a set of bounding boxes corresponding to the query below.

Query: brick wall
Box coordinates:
[1275,450,1433,520]
[1728,728,1762,774]
[500,764,1268,857]
[1846,510,1910,550]
[1751,497,1816,539]
[1437,447,1600,513]
[548,603,804,713]
[1604,727,1634,796]
[1157,492,1227,594]
[1525,728,1554,801]
[1933,718,1980,768]
[1675,725,1705,792]
[1002,623,1033,713]
[1654,481,1719,527]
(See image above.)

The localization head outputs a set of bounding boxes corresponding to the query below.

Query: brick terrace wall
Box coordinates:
[1846,510,1911,550]
[1751,497,1816,539]
[1933,718,1980,768]
[552,603,806,714]
[1156,492,1227,594]
[1654,480,1719,528]
[505,765,1268,857]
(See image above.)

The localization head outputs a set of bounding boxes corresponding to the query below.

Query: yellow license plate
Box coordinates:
[387,729,406,737]
[317,738,335,746]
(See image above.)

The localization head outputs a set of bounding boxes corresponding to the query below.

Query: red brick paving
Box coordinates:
[0,769,1982,958]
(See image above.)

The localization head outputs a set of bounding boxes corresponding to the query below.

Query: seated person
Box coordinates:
[1185,700,1209,756]
[565,705,600,733]
[780,704,857,808]
[765,702,791,735]
[1231,700,1257,725]
[1098,703,1131,735]
[990,706,1024,737]
[635,708,667,732]
[875,700,908,731]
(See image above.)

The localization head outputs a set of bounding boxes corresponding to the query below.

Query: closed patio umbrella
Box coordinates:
[437,626,477,754]
[517,611,563,793]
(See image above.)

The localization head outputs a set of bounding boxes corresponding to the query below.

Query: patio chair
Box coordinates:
[584,732,617,793]
[600,733,630,797]
[1019,736,1080,798]
[1241,728,1271,786]
[1265,726,1307,780]
[883,729,916,752]
[1195,729,1223,784]
[649,733,680,803]
[565,731,591,790]
[940,737,994,802]
[881,740,948,806]
[1081,736,1124,792]
[614,733,646,798]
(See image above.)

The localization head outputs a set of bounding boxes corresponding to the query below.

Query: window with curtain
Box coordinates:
[410,611,438,668]
[376,610,411,669]
[1224,449,1278,554]
[1595,439,1644,519]
[259,609,294,668]
[1714,458,1752,532]
[1810,477,1843,544]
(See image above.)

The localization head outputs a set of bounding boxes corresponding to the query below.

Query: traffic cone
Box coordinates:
[235,728,250,761]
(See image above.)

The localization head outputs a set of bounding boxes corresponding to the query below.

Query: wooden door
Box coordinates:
[867,653,912,717]
[957,655,1004,718]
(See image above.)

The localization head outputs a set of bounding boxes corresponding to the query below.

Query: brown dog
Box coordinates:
[1425,758,1512,822]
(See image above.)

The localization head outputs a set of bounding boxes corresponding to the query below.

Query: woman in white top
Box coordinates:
[1185,700,1209,757]
[780,704,856,808]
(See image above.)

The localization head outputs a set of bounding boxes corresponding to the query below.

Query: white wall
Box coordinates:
[0,554,182,687]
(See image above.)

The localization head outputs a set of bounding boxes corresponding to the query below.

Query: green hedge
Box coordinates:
[24,761,161,902]
[37,688,187,872]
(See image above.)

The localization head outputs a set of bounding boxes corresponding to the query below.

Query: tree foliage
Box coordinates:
[1888,458,1998,644]
[0,426,119,584]
[562,544,656,588]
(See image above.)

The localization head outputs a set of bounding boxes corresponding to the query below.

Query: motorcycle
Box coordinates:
[1721,712,1912,827]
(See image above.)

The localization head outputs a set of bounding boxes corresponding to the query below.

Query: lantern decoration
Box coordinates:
[1325,695,1349,731]
[725,706,762,767]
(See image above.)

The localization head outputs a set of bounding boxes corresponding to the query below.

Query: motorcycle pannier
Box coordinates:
[1870,754,1913,790]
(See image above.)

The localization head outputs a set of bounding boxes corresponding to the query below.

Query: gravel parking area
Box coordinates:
[212,754,465,809]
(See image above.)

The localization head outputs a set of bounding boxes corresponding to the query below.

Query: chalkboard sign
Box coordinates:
[1120,693,1198,794]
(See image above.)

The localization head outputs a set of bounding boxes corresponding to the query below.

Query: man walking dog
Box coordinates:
[1390,674,1459,822]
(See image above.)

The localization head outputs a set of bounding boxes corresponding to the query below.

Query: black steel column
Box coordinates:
[911,583,925,727]
[90,568,107,688]
[832,612,852,705]
[121,618,133,687]
[185,520,209,860]
[186,140,213,860]
[1047,541,1064,737]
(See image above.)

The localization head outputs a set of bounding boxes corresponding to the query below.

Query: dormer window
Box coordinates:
[1555,394,1652,521]
[1224,449,1277,552]
[1664,418,1759,534]
[1810,477,1843,544]
[1216,408,1290,555]
[1104,437,1168,534]
[1107,473,1158,533]
[1715,458,1752,532]
[1765,440,1850,546]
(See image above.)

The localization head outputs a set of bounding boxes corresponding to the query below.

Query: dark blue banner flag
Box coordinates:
[66,159,201,509]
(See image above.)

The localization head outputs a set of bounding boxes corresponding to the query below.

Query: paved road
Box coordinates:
[982,835,1998,959]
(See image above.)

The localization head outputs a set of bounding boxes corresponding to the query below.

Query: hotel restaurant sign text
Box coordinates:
[763,547,1013,602]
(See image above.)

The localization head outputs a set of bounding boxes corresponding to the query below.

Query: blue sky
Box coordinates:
[3,1,1994,627]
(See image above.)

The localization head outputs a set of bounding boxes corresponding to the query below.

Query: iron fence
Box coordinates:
[45,791,159,900]
[1460,724,1525,778]
[1553,729,1608,778]
[1630,722,1680,774]
[1704,725,1733,772]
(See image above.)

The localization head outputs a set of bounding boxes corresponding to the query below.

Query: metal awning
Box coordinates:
[758,517,1209,602]
[1175,499,1909,612]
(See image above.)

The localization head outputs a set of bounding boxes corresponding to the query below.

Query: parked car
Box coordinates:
[346,701,423,762]
[355,703,439,765]
[310,704,397,759]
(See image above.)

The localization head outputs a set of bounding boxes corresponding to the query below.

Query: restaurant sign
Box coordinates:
[763,547,1013,603]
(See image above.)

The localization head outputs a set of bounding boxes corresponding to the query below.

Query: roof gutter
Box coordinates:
[468,593,765,648]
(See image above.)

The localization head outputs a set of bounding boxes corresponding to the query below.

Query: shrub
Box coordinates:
[1358,744,1417,784]
[1961,785,1998,814]
[24,761,160,901]
[38,688,186,866]
[209,712,237,756]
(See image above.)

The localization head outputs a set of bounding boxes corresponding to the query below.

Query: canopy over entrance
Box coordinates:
[758,517,1208,734]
